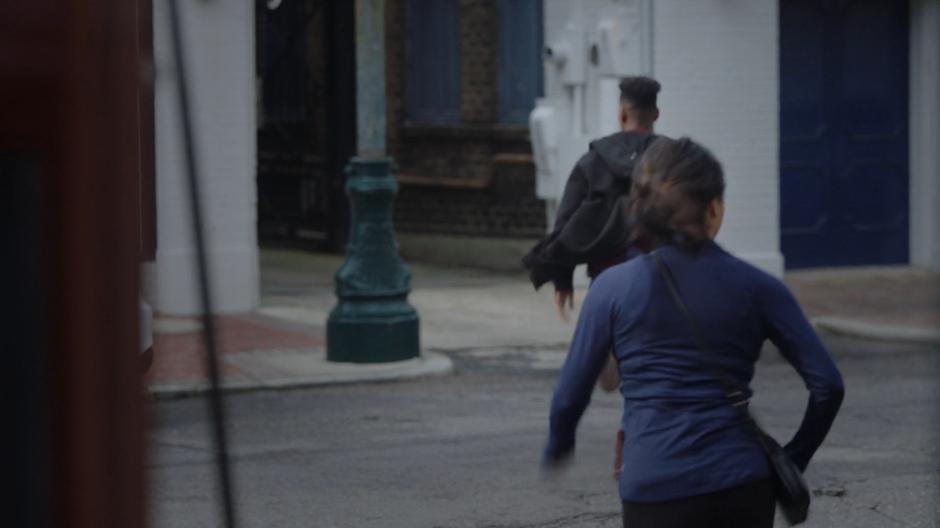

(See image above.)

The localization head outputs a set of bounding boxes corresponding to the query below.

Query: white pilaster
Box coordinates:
[653,0,783,276]
[910,0,940,271]
[145,0,259,314]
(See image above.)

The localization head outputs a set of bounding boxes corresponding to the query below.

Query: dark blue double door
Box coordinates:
[780,0,909,268]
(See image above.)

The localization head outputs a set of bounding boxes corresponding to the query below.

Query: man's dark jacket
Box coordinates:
[522,131,657,291]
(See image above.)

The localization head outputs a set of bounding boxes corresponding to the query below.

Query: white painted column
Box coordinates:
[144,0,259,314]
[910,0,940,271]
[653,0,783,277]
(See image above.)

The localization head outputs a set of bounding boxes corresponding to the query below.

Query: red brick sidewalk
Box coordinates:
[786,267,940,329]
[146,314,325,388]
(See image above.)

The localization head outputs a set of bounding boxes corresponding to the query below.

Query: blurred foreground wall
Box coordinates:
[2,1,146,526]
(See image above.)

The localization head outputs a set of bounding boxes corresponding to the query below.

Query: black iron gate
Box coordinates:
[256,0,356,251]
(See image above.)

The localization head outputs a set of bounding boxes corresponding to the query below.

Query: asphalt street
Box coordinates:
[149,334,940,528]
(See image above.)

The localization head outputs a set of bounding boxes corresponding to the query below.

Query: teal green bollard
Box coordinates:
[327,157,420,363]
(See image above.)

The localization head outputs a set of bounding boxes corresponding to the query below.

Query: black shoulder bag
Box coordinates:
[654,253,810,525]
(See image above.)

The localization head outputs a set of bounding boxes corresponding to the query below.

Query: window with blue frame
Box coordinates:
[406,0,461,123]
[497,0,543,124]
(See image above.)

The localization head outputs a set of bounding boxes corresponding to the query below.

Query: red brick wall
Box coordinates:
[459,0,498,123]
[387,0,546,238]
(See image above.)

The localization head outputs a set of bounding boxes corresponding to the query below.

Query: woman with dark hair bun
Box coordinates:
[542,137,844,527]
[628,137,726,251]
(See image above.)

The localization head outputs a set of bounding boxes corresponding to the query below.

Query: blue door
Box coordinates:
[780,0,909,268]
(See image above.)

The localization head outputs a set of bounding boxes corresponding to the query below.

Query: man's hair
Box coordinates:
[619,76,661,110]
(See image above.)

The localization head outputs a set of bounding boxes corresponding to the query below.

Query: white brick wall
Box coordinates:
[543,0,783,276]
[144,0,259,314]
[652,0,782,276]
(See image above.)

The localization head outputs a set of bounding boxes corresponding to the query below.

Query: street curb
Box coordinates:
[812,316,940,346]
[148,350,455,400]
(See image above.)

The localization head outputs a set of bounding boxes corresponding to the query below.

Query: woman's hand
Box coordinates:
[541,445,575,478]
[554,290,576,321]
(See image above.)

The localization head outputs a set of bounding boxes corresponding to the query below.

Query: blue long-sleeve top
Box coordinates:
[545,241,844,502]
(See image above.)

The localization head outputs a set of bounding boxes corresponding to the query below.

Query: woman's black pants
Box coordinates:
[622,478,775,528]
